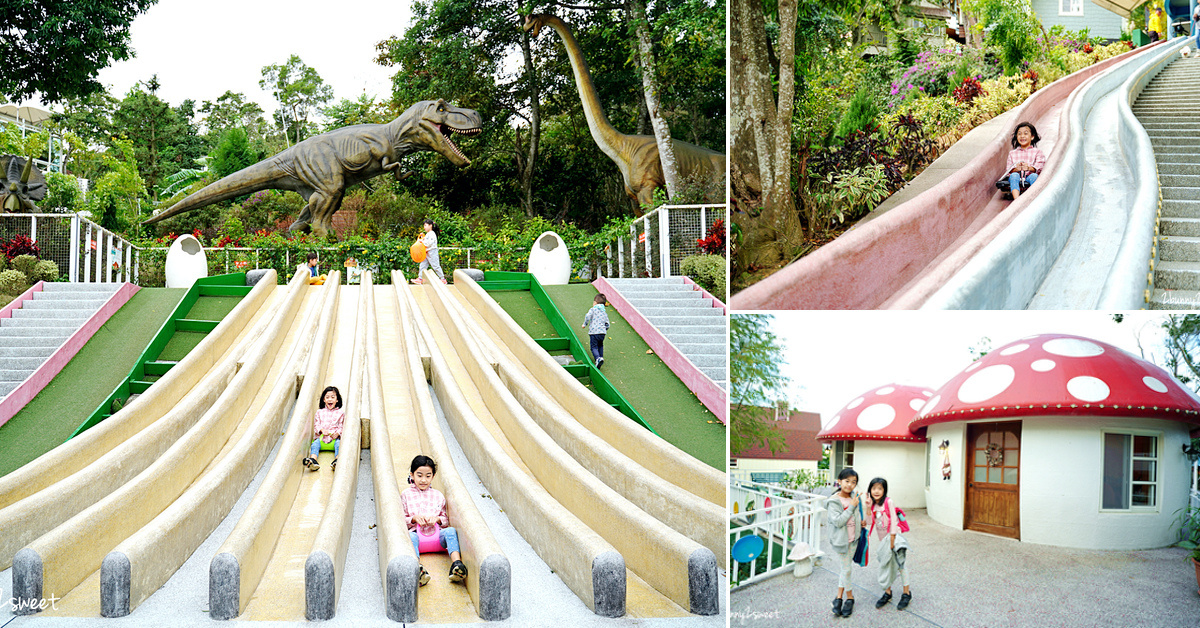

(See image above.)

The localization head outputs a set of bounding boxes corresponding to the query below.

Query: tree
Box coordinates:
[629,0,681,198]
[199,91,269,147]
[112,77,189,203]
[321,94,388,131]
[209,128,257,180]
[0,0,158,102]
[51,91,118,147]
[260,55,334,145]
[1160,315,1200,393]
[731,313,789,455]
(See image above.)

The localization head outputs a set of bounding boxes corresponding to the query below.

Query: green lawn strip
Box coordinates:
[538,284,724,470]
[185,295,242,321]
[158,331,209,362]
[489,291,559,339]
[0,288,187,478]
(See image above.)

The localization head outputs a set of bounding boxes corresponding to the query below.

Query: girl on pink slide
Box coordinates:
[1000,122,1046,200]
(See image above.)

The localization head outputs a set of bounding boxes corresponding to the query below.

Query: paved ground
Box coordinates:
[730,508,1198,628]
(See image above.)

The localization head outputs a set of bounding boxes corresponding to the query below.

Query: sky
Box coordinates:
[16,0,415,121]
[756,311,1178,425]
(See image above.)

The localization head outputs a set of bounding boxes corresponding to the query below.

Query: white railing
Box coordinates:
[729,477,825,590]
[602,203,724,278]
[0,213,137,283]
[135,246,476,276]
[1191,460,1199,508]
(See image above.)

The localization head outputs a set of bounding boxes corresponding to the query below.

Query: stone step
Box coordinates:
[0,382,17,398]
[0,326,75,337]
[0,357,45,370]
[1151,137,1200,147]
[699,367,726,382]
[10,308,92,320]
[1162,187,1200,201]
[0,317,83,329]
[675,343,725,355]
[1133,107,1200,115]
[1155,261,1200,290]
[1163,199,1200,218]
[39,282,122,292]
[1158,163,1200,176]
[18,299,105,310]
[1162,216,1200,237]
[1141,125,1200,134]
[624,298,717,310]
[637,307,724,318]
[0,369,33,381]
[0,335,67,348]
[1159,235,1200,262]
[644,315,727,328]
[686,353,725,368]
[0,346,56,358]
[1151,287,1200,310]
[603,277,688,285]
[1161,174,1200,187]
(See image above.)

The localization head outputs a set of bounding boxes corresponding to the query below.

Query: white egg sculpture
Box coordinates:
[165,234,208,288]
[527,231,571,285]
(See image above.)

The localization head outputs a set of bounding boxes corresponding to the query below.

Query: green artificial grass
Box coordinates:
[502,283,725,471]
[185,295,241,321]
[158,331,208,362]
[0,288,187,478]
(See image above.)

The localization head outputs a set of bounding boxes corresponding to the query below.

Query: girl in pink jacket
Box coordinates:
[866,477,911,611]
[303,386,344,472]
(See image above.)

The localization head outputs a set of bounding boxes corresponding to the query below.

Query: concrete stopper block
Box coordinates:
[101,551,132,617]
[305,550,336,621]
[245,269,272,286]
[12,548,43,616]
[591,550,626,618]
[478,553,512,621]
[385,555,419,622]
[688,548,719,616]
[209,552,241,620]
[461,268,485,282]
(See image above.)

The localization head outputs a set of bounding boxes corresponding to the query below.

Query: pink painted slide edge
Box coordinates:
[593,277,727,424]
[0,281,45,319]
[0,283,140,429]
[679,276,727,313]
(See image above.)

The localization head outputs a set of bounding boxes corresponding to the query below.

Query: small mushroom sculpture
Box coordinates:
[911,333,1200,430]
[817,383,933,442]
[0,155,47,213]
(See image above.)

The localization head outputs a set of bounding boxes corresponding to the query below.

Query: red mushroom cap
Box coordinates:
[817,384,933,442]
[910,333,1200,430]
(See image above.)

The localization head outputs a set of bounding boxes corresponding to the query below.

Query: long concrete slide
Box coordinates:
[923,38,1188,309]
[382,273,511,622]
[9,267,307,615]
[729,43,1156,310]
[407,268,719,616]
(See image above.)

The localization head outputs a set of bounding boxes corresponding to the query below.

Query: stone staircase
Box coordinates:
[1132,54,1200,308]
[601,277,726,387]
[0,283,122,398]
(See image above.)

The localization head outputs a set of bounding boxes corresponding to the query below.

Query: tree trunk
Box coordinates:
[519,27,541,218]
[629,0,680,199]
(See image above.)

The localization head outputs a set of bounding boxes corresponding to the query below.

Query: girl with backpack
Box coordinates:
[866,477,912,611]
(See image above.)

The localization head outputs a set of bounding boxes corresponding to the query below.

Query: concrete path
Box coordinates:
[730,509,1199,628]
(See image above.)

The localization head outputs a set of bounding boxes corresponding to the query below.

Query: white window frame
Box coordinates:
[1099,430,1162,513]
[834,440,855,475]
[1059,0,1083,16]
[774,400,788,422]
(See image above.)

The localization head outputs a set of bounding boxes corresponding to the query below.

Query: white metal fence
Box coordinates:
[602,204,725,278]
[729,476,825,590]
[0,213,137,283]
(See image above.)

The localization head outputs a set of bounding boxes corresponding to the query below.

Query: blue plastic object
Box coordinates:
[732,535,765,563]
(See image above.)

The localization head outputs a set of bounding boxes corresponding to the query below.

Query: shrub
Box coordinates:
[953,76,986,105]
[0,269,28,295]
[10,254,37,278]
[697,219,725,256]
[681,254,726,301]
[33,260,58,283]
[1,235,39,261]
[42,171,81,212]
[836,87,881,139]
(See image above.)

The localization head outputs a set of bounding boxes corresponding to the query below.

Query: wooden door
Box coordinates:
[965,422,1021,539]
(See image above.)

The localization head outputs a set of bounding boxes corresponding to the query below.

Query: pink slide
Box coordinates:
[730,43,1156,310]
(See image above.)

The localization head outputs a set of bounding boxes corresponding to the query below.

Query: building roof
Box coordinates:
[910,334,1200,430]
[817,383,932,443]
[735,408,824,461]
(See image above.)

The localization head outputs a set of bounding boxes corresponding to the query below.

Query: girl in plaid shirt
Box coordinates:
[1004,122,1046,200]
[303,386,343,472]
[401,454,467,586]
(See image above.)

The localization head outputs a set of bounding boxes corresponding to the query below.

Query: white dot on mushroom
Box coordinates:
[1043,337,1104,358]
[876,386,895,395]
[1142,376,1168,394]
[958,364,1016,403]
[1031,359,1056,372]
[909,398,925,412]
[847,397,864,410]
[1000,343,1029,356]
[1067,376,1110,402]
[857,404,896,431]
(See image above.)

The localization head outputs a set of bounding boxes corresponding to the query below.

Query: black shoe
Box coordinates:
[303,457,319,471]
[875,592,892,608]
[831,598,842,616]
[418,564,430,587]
[596,357,604,369]
[449,559,467,583]
[897,592,911,610]
[841,598,854,617]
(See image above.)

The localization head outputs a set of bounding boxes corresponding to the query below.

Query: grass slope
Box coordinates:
[0,288,186,478]
[495,284,725,470]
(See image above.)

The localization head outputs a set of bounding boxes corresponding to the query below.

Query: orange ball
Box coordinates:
[410,241,427,263]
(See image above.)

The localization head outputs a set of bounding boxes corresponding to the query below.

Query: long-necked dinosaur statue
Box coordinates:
[144,99,481,236]
[524,14,724,213]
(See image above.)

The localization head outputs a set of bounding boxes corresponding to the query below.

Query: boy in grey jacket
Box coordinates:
[826,468,863,617]
[582,293,611,368]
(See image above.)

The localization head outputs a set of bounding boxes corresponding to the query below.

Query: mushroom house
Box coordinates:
[817,384,933,509]
[910,334,1200,550]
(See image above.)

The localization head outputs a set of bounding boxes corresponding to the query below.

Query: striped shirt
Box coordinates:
[400,485,449,532]
[1006,146,1046,174]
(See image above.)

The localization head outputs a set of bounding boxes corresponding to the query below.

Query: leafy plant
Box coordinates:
[892,114,938,174]
[810,165,891,229]
[953,76,987,105]
[696,219,725,256]
[2,235,39,261]
[680,254,725,300]
[1175,503,1200,562]
[782,469,821,492]
[836,87,882,139]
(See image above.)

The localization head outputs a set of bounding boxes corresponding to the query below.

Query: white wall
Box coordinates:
[925,423,967,531]
[1021,416,1192,550]
[923,417,1193,549]
[847,441,927,509]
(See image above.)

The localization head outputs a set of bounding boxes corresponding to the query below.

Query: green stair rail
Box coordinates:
[71,273,253,438]
[476,271,658,435]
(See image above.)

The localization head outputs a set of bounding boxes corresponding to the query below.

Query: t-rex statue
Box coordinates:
[524,14,724,213]
[143,99,481,236]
